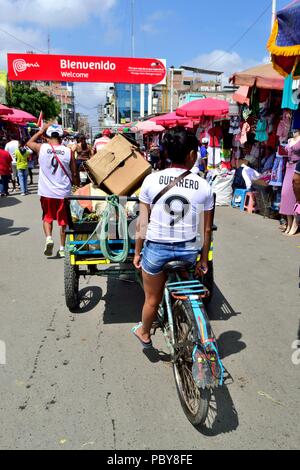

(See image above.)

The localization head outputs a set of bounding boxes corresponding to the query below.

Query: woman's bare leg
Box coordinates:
[135,270,166,343]
[288,216,299,236]
[284,215,293,234]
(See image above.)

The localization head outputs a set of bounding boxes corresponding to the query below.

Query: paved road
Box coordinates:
[0,181,299,450]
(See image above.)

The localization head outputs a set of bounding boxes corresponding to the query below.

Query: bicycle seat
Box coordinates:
[162,261,194,274]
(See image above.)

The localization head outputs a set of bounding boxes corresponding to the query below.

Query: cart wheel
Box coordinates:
[64,243,79,310]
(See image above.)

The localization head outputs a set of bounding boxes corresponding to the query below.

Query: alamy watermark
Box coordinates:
[291,340,300,366]
[0,340,6,365]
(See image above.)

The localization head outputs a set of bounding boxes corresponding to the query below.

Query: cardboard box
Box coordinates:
[85,134,151,196]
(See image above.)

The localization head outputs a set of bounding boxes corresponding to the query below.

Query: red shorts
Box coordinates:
[40,197,68,226]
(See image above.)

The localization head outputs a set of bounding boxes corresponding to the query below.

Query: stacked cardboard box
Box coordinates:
[85,134,151,196]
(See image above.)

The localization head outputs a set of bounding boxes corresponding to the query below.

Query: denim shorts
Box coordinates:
[141,240,199,276]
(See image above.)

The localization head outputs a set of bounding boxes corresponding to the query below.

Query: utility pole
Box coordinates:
[61,95,64,128]
[47,33,51,54]
[170,67,174,112]
[130,0,135,122]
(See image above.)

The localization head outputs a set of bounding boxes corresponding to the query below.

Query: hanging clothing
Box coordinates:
[242,105,252,121]
[281,73,299,110]
[269,155,285,187]
[255,119,268,142]
[277,110,292,142]
[229,116,241,135]
[240,122,250,145]
[292,108,300,130]
[208,126,222,148]
[207,147,221,167]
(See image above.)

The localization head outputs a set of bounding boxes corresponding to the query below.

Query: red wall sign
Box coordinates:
[7,53,167,85]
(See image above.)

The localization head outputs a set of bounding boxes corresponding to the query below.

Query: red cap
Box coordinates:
[102,129,112,136]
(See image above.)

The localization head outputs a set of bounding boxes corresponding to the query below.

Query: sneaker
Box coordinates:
[44,238,54,257]
[57,249,65,258]
[21,193,26,196]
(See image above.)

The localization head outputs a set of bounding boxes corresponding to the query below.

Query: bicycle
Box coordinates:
[152,260,225,427]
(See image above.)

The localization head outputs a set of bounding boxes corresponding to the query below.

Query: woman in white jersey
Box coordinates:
[132,129,214,348]
[27,123,79,258]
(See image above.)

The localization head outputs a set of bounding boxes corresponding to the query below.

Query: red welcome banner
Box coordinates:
[7,53,167,85]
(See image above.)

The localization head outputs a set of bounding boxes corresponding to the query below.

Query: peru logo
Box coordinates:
[13,59,40,76]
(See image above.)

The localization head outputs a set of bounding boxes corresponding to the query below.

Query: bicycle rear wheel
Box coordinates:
[172,300,210,426]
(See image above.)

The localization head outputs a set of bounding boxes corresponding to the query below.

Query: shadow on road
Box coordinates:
[103,277,143,324]
[217,330,247,360]
[72,286,103,314]
[198,386,239,436]
[207,284,242,321]
[0,216,29,236]
[143,348,171,363]
[0,196,21,209]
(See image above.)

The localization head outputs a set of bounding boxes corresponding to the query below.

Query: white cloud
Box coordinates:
[0,23,46,70]
[0,0,117,28]
[189,50,259,83]
[0,0,118,120]
[141,10,174,34]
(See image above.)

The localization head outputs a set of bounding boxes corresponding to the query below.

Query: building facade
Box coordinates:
[114,84,149,123]
[34,81,75,129]
[75,113,90,136]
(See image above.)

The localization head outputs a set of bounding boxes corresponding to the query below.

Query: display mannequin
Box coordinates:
[280,129,300,236]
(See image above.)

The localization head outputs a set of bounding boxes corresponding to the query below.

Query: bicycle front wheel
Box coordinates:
[172,300,210,426]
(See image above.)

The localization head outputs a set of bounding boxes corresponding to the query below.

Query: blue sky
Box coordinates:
[0,0,288,125]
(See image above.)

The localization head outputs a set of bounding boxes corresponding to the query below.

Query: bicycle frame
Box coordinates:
[159,271,225,387]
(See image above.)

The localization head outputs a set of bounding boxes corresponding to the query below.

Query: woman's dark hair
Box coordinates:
[80,135,88,151]
[51,132,61,140]
[162,128,198,164]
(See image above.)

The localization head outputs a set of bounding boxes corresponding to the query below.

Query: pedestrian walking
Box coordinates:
[93,129,112,154]
[72,135,93,171]
[5,138,19,191]
[28,151,36,185]
[15,140,31,196]
[27,123,79,258]
[0,140,12,197]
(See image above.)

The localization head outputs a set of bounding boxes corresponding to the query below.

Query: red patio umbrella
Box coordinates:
[176,98,229,118]
[0,104,13,116]
[1,108,37,123]
[131,120,165,134]
[150,112,190,127]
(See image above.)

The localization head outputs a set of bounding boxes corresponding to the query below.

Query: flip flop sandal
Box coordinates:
[131,323,153,349]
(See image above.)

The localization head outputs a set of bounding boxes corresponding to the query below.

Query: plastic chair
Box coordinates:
[244,192,258,213]
[231,189,249,211]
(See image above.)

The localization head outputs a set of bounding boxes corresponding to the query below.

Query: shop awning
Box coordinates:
[267,0,300,78]
[232,86,250,106]
[230,63,284,90]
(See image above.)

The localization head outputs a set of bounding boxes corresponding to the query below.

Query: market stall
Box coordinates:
[176,98,230,168]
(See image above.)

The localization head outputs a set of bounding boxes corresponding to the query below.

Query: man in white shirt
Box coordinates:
[5,139,19,191]
[241,156,261,189]
[27,123,79,258]
[93,129,112,154]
